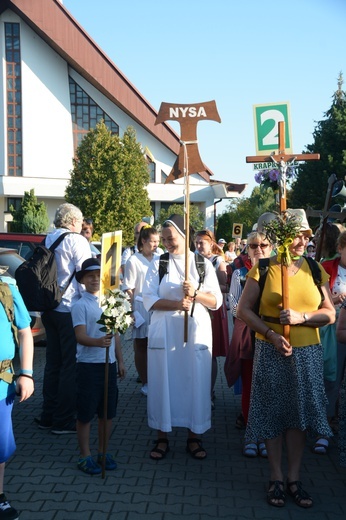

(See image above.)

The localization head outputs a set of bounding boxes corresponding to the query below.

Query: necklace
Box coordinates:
[286,257,303,276]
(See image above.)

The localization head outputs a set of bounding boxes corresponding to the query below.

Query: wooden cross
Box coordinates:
[306,174,346,261]
[155,100,221,341]
[246,121,320,340]
[247,121,320,211]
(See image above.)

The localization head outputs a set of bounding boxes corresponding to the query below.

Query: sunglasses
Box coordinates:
[248,243,269,250]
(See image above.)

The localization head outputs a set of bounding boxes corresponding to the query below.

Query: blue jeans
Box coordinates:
[41,310,76,428]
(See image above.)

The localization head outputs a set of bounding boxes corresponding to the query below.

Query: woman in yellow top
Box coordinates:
[237,209,335,509]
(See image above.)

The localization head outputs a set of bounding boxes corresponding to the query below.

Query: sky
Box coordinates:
[63,0,346,214]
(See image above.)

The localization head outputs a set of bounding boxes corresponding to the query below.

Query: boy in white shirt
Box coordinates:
[71,258,125,475]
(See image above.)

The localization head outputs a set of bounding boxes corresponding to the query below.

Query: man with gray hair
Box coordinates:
[35,203,91,434]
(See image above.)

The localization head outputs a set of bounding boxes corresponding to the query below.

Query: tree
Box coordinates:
[10,189,49,233]
[156,204,205,234]
[217,186,277,241]
[65,122,152,246]
[290,73,346,210]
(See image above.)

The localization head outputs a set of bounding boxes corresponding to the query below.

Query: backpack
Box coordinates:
[158,252,206,286]
[159,252,206,318]
[256,256,324,313]
[0,280,18,348]
[15,232,75,312]
[227,254,248,291]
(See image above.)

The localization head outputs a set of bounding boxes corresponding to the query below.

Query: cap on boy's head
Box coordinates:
[76,258,101,283]
[218,238,226,244]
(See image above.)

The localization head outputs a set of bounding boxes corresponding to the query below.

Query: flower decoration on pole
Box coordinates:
[254,165,297,192]
[97,288,133,334]
[263,211,302,267]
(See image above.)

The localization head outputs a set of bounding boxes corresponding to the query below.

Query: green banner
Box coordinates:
[253,102,292,155]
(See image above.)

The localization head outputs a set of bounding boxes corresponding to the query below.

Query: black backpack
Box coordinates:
[158,252,206,318]
[256,256,324,311]
[15,232,75,312]
[158,252,206,285]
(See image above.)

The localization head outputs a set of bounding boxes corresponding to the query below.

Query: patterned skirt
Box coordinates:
[245,339,333,442]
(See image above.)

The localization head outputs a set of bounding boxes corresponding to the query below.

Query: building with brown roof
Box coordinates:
[0,0,246,231]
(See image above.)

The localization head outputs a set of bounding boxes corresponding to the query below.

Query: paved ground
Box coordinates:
[8,334,346,520]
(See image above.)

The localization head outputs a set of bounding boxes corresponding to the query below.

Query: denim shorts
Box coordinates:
[76,362,118,423]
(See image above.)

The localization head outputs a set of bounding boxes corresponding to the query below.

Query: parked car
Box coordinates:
[91,241,101,252]
[0,232,46,260]
[0,247,46,344]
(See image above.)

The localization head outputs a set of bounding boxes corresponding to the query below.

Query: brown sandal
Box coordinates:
[287,480,313,508]
[150,438,169,460]
[267,480,285,507]
[186,438,207,459]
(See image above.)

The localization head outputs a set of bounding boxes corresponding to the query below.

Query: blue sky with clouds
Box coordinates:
[63,0,346,213]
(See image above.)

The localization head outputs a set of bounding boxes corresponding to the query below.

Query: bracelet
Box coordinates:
[20,369,33,376]
[18,373,34,382]
[264,328,274,339]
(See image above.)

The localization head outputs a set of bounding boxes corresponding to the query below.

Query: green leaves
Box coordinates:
[66,121,151,243]
[10,189,49,233]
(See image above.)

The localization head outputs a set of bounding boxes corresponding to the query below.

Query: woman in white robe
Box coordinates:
[143,215,222,460]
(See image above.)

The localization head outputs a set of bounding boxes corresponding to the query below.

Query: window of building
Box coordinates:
[69,77,119,150]
[5,23,22,176]
[150,202,155,218]
[146,157,155,183]
[161,170,168,184]
[160,202,184,212]
[7,197,22,212]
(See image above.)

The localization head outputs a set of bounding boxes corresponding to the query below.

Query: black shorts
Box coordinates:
[76,362,118,423]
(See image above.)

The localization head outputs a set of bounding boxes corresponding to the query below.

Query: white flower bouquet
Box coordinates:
[97,288,133,334]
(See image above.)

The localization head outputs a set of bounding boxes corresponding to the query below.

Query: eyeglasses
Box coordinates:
[248,243,269,250]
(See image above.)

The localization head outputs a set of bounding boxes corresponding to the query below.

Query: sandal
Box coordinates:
[242,442,258,458]
[186,438,207,459]
[267,480,285,507]
[312,437,329,455]
[150,438,169,460]
[286,480,313,508]
[258,441,268,458]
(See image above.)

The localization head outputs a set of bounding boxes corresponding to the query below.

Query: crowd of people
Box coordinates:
[1,203,346,518]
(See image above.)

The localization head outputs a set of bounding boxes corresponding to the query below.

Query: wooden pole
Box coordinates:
[278,122,290,341]
[102,345,109,479]
[184,164,190,342]
[314,174,337,261]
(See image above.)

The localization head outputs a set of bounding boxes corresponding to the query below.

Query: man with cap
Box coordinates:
[71,258,125,474]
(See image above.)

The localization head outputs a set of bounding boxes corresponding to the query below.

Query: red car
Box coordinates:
[0,232,46,260]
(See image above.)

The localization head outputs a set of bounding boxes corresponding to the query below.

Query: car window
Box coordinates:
[0,240,21,253]
[0,251,24,277]
[18,243,34,260]
[0,240,36,260]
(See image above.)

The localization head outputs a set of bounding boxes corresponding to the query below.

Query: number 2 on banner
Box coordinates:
[261,110,283,146]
